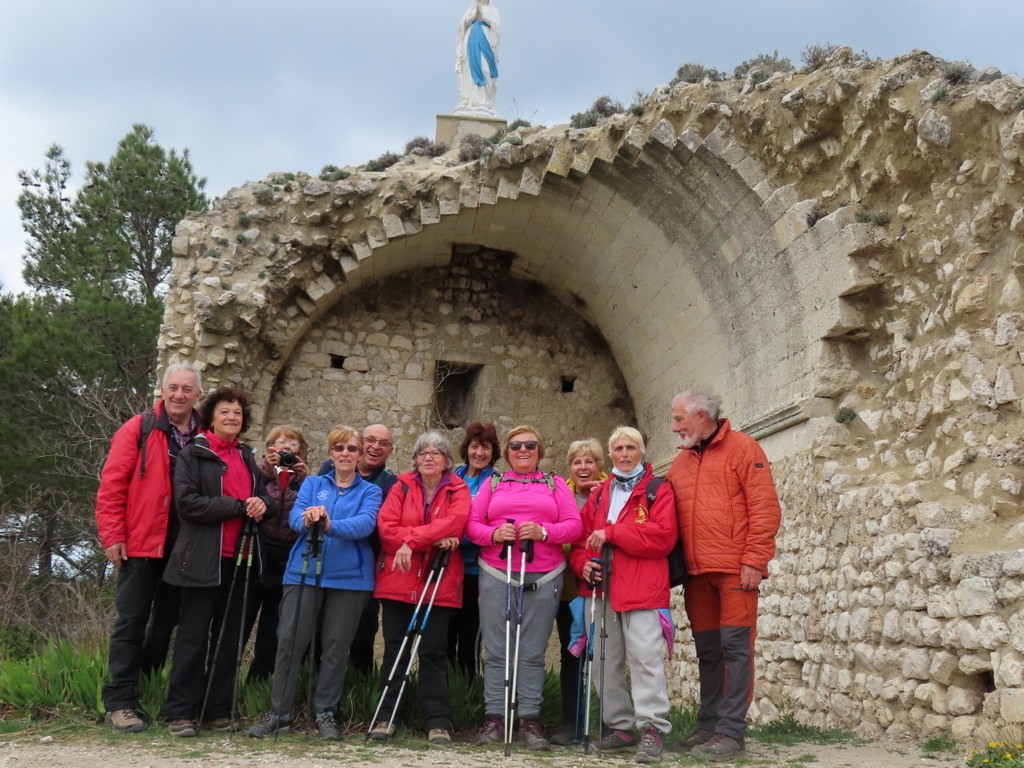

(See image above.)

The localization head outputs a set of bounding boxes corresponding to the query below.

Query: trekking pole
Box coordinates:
[366,548,450,742]
[305,516,325,731]
[275,517,322,744]
[199,516,257,735]
[229,517,259,737]
[498,519,514,751]
[597,543,612,756]
[506,537,533,757]
[582,557,601,755]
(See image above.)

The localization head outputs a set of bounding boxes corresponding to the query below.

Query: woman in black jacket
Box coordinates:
[163,386,276,737]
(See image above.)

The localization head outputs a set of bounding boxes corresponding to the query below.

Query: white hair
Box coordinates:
[162,361,203,391]
[672,390,722,420]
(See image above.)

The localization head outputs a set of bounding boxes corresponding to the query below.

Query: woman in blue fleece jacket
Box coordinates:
[248,424,382,740]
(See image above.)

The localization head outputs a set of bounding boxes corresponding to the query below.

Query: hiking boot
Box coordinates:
[675,726,715,749]
[519,718,550,751]
[549,722,577,746]
[428,727,452,745]
[369,720,396,741]
[476,715,502,745]
[635,725,664,764]
[315,712,340,740]
[599,728,637,751]
[248,711,289,738]
[692,733,746,762]
[104,708,147,733]
[167,719,196,737]
[203,716,237,732]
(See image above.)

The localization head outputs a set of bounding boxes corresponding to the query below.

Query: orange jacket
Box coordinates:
[665,419,780,577]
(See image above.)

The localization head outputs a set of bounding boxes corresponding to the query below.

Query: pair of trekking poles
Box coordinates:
[367,547,452,742]
[581,543,612,756]
[198,513,325,740]
[501,523,534,757]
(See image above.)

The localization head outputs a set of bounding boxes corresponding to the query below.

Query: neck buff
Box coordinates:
[612,459,645,492]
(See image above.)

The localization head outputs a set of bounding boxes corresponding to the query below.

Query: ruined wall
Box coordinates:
[161,47,1024,740]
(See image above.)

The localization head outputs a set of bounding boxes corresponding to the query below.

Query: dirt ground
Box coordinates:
[0,727,968,768]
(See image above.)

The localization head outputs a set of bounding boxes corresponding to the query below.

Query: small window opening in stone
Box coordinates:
[977,670,996,694]
[434,361,482,429]
[560,375,576,393]
[329,354,346,370]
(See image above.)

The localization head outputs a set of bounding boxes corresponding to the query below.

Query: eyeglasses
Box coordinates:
[416,450,443,459]
[331,444,361,454]
[509,440,538,451]
[364,436,393,449]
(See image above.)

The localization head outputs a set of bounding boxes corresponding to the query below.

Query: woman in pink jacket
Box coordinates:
[466,424,582,750]
[369,431,470,745]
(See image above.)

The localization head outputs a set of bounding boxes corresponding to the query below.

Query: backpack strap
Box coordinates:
[137,410,156,479]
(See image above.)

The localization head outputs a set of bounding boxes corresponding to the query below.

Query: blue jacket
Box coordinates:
[283,472,382,591]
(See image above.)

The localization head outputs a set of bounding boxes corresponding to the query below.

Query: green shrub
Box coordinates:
[320,164,351,182]
[403,136,449,157]
[237,211,251,228]
[458,133,490,162]
[254,186,275,205]
[507,118,532,132]
[734,50,794,84]
[570,95,624,128]
[930,85,951,103]
[671,62,725,85]
[942,60,975,85]
[365,151,401,172]
[750,710,854,745]
[922,731,958,756]
[806,201,828,228]
[855,209,890,227]
[835,407,858,424]
[0,624,42,662]
[271,172,295,184]
[967,742,1024,768]
[801,42,839,71]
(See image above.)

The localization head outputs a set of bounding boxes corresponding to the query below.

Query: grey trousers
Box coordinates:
[270,584,368,717]
[478,565,561,720]
[585,599,672,734]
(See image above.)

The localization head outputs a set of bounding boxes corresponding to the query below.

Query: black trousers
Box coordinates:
[103,556,180,711]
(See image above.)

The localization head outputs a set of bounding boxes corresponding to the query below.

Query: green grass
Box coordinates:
[749,712,855,746]
[922,730,958,756]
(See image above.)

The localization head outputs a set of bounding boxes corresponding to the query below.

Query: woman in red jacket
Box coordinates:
[369,431,471,745]
[569,426,677,764]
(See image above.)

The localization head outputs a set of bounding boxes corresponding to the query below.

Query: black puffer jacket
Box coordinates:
[164,434,277,588]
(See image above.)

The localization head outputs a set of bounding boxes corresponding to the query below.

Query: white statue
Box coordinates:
[454,0,501,118]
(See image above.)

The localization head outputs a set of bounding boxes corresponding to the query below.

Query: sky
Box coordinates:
[2,0,1022,296]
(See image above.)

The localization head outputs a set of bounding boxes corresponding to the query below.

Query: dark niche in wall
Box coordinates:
[434,361,482,429]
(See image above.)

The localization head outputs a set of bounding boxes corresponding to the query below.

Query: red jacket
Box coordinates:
[95,400,194,558]
[373,471,471,609]
[569,464,677,612]
[665,419,781,578]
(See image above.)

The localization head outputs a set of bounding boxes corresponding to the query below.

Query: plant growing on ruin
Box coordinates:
[930,85,951,103]
[403,136,449,158]
[806,201,828,228]
[855,210,891,227]
[237,211,251,228]
[942,60,975,85]
[570,95,624,128]
[253,186,275,205]
[365,151,401,172]
[835,407,858,424]
[271,172,295,184]
[733,50,794,84]
[628,88,647,116]
[801,42,839,71]
[507,118,532,132]
[458,133,489,162]
[670,62,725,85]
[921,731,958,757]
[750,710,853,745]
[320,164,350,182]
[967,742,1024,768]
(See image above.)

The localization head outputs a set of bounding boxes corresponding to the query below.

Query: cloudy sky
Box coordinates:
[2,1,1022,295]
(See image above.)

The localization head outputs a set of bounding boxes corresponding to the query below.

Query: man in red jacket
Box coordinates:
[666,391,781,762]
[95,362,203,732]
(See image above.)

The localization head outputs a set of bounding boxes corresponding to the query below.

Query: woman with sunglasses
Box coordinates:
[369,431,471,745]
[465,424,582,750]
[248,425,382,740]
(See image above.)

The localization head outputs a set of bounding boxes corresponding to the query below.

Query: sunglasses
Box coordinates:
[331,444,361,454]
[509,440,538,451]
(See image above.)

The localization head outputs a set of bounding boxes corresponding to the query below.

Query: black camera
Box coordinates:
[278,450,299,468]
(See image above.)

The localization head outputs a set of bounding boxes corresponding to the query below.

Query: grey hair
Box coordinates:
[162,361,203,392]
[607,425,645,455]
[411,431,455,471]
[672,390,722,420]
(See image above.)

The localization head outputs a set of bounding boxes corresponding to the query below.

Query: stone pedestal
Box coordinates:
[436,114,507,148]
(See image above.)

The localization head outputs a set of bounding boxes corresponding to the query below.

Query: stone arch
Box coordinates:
[165,115,880,466]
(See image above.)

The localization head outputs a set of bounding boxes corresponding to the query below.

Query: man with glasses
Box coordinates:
[321,423,397,672]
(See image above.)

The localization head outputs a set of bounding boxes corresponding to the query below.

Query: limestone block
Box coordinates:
[1004,551,1024,575]
[956,577,998,617]
[1000,689,1024,722]
[913,501,947,527]
[955,620,981,650]
[917,108,952,149]
[342,356,369,373]
[930,651,960,686]
[1009,610,1024,653]
[976,76,1024,113]
[959,654,993,675]
[996,365,1018,404]
[902,647,931,680]
[955,276,989,315]
[919,528,958,557]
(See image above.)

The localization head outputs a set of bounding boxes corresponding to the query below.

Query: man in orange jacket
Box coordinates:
[665,390,781,762]
[95,362,203,732]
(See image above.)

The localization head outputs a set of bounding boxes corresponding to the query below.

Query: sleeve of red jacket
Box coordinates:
[568,490,599,581]
[403,481,471,552]
[738,440,782,575]
[94,416,141,549]
[606,481,678,559]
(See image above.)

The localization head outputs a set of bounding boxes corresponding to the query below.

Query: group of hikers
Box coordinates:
[95,361,781,763]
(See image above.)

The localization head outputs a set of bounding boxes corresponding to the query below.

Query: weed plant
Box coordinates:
[671,62,725,85]
[968,741,1024,767]
[801,42,839,71]
[750,711,854,746]
[856,210,890,227]
[922,731,958,756]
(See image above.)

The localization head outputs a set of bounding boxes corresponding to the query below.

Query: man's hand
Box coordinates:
[739,564,763,591]
[105,542,127,565]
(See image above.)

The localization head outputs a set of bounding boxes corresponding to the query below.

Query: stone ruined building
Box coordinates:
[161,48,1024,741]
